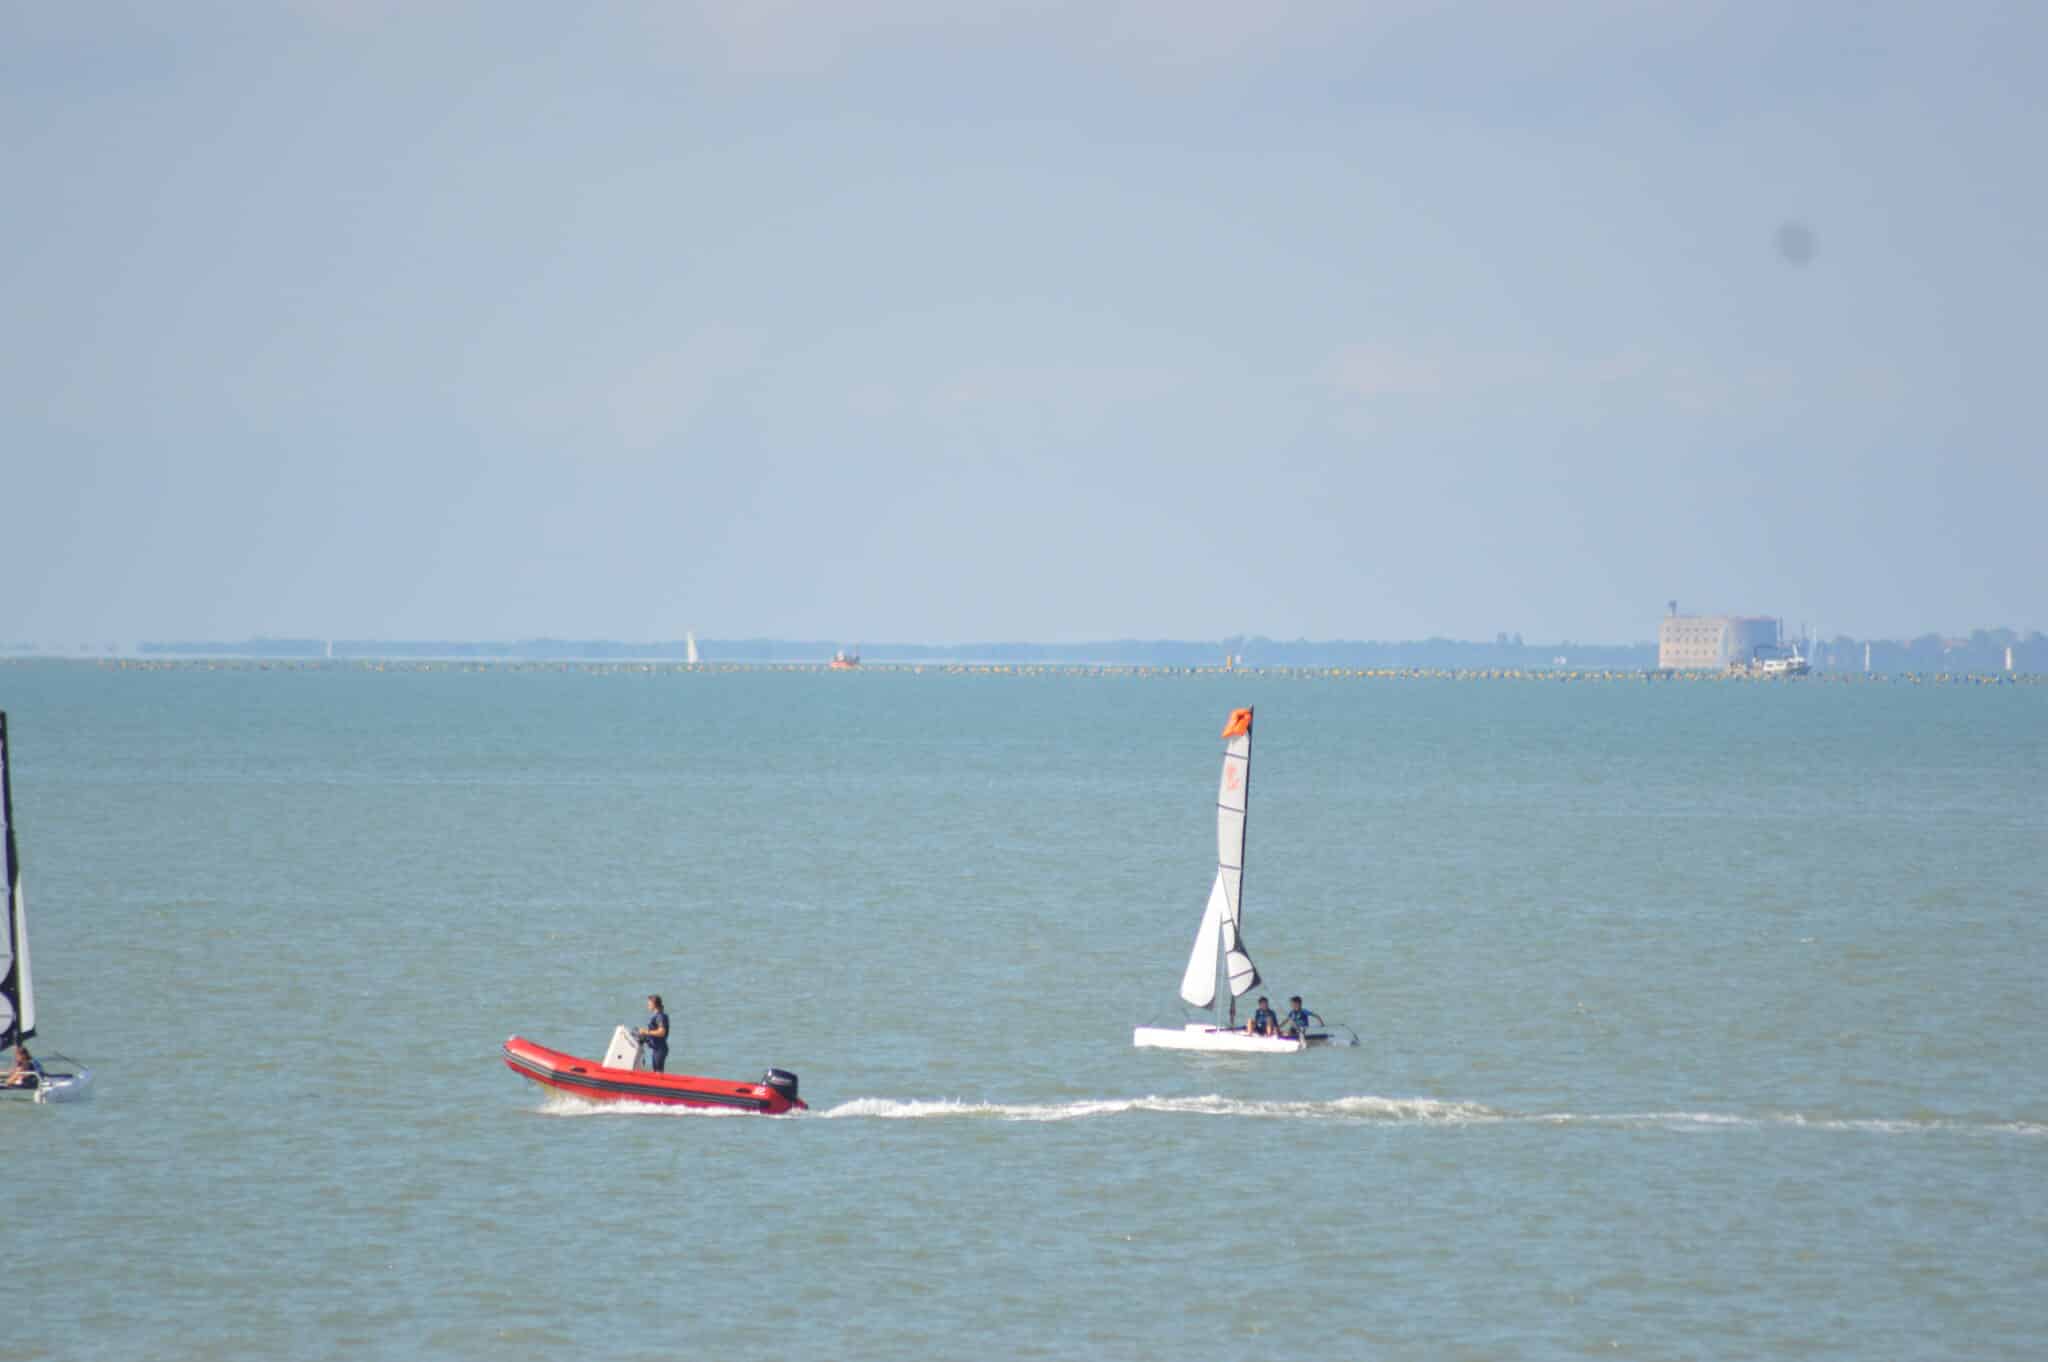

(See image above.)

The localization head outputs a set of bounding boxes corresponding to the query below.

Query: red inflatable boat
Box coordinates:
[503,1034,806,1115]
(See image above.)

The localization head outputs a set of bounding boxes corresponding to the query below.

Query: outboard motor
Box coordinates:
[761,1068,800,1105]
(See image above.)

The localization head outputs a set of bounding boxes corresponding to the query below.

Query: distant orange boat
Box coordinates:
[829,648,861,670]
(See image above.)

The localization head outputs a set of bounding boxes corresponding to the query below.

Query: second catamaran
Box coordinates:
[1,713,93,1103]
[1133,707,1351,1053]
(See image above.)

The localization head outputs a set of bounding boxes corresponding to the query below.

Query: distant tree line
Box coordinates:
[127,634,1655,667]
[1806,628,2048,675]
[116,628,2047,672]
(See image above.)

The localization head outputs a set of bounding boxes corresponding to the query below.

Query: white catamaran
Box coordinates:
[2,713,93,1104]
[1134,706,1353,1053]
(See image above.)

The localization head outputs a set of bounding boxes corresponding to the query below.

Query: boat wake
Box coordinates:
[1548,1111,2048,1138]
[808,1094,2048,1136]
[530,1089,2045,1136]
[536,1092,759,1118]
[819,1095,1505,1123]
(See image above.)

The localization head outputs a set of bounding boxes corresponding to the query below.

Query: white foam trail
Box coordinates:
[1718,1113,2041,1137]
[809,1096,2048,1136]
[536,1093,754,1118]
[1527,1110,2047,1137]
[532,1090,2046,1136]
[815,1094,1502,1123]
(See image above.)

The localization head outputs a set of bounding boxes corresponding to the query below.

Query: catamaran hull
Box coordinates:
[0,1067,92,1103]
[502,1037,805,1114]
[1132,1023,1337,1053]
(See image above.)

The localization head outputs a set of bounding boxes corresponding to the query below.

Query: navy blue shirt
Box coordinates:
[1286,1007,1313,1033]
[643,1011,670,1052]
[1250,1006,1278,1034]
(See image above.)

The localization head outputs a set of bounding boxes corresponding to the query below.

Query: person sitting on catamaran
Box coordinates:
[1247,997,1280,1037]
[1281,996,1316,1038]
[3,1045,43,1089]
[632,994,670,1073]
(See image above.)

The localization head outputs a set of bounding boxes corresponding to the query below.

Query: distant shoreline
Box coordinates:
[4,656,2037,684]
[2,629,2040,675]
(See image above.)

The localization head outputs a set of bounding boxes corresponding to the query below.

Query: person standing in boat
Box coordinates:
[633,995,670,1073]
[1247,996,1280,1037]
[1281,996,1316,1038]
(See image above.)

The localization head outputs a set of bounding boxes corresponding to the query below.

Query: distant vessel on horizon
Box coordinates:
[1734,643,1810,677]
[685,632,699,666]
[829,646,861,670]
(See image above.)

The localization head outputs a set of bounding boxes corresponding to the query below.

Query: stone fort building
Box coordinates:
[1657,612,1781,670]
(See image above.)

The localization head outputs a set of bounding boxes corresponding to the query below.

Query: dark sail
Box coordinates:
[1,712,34,1048]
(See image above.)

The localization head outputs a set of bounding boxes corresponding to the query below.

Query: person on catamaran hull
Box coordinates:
[1247,997,1280,1037]
[1281,996,1317,1038]
[4,1045,43,1089]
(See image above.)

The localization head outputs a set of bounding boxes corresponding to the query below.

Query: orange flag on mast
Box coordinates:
[1221,707,1253,739]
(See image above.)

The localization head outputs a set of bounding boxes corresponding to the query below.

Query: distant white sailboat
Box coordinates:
[1133,707,1353,1053]
[1,714,93,1103]
[685,632,700,666]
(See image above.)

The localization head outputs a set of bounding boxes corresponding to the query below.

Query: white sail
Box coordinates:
[685,632,699,666]
[1,713,35,1046]
[1177,709,1259,1008]
[1178,875,1226,1007]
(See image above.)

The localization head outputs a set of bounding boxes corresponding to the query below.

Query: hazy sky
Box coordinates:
[5,1,2042,645]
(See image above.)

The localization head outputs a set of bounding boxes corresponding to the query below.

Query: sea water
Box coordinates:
[0,662,2042,1360]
